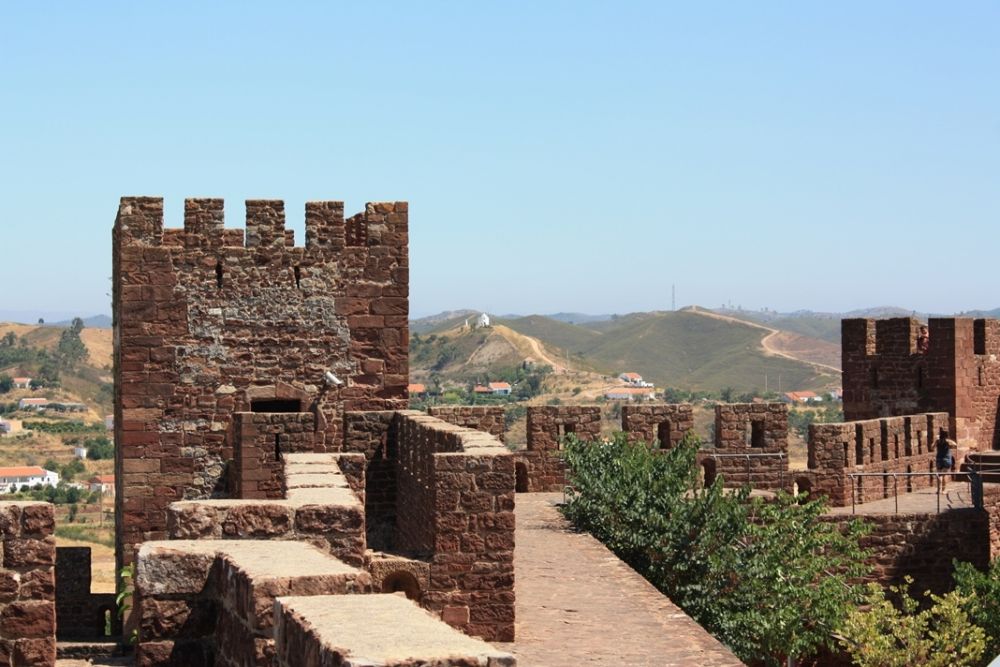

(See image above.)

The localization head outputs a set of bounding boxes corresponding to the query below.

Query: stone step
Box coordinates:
[274,594,515,667]
[56,641,122,660]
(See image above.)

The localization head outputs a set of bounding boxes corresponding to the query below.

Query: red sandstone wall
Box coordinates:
[428,406,506,442]
[515,406,601,493]
[0,502,56,665]
[394,412,515,642]
[113,197,408,570]
[805,413,946,506]
[842,316,1000,450]
[233,412,317,500]
[697,403,789,490]
[621,404,694,447]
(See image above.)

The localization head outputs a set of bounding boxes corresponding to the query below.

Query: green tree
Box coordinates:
[838,578,986,667]
[0,332,16,347]
[0,375,12,394]
[85,436,115,460]
[56,318,89,370]
[561,433,871,665]
[953,558,1000,659]
[60,458,86,482]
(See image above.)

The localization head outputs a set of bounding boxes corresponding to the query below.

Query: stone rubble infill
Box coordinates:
[274,594,516,667]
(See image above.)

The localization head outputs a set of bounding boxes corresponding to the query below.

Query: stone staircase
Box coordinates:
[133,453,515,666]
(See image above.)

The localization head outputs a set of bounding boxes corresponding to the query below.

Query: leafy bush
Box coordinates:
[839,577,986,667]
[953,558,1000,659]
[561,432,871,665]
[85,436,114,460]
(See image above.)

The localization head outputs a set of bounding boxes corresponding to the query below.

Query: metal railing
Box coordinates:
[846,471,982,514]
[705,452,787,490]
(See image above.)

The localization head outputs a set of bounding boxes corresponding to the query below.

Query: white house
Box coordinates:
[0,466,59,492]
[12,377,31,389]
[605,387,657,401]
[73,445,89,459]
[488,382,511,396]
[0,420,10,435]
[18,398,48,410]
[619,372,653,388]
[475,313,491,328]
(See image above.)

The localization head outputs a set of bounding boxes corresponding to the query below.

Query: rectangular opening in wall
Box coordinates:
[870,366,879,389]
[657,420,672,449]
[855,441,864,465]
[749,421,765,448]
[869,437,876,462]
[250,399,301,413]
[975,319,987,355]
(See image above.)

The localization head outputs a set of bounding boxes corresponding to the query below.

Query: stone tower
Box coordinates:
[112,197,408,569]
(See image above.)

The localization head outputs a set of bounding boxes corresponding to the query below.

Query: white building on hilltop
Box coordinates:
[476,313,491,328]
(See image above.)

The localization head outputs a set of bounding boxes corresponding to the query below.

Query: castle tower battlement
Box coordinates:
[842,316,1000,451]
[113,196,409,573]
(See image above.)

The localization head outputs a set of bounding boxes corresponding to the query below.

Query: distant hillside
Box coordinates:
[503,311,836,393]
[0,322,113,414]
[410,310,478,335]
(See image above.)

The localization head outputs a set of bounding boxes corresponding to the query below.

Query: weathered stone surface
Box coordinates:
[0,601,55,638]
[113,197,409,568]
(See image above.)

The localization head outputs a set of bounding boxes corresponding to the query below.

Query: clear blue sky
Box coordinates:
[1,2,998,320]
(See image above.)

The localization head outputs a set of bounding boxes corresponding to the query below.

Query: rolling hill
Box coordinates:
[411,309,839,394]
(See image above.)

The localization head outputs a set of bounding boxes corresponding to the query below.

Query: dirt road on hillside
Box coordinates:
[686,307,841,374]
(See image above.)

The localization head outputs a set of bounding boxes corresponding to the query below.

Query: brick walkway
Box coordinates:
[501,493,744,666]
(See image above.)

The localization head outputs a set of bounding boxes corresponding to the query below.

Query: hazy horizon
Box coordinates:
[2,3,998,318]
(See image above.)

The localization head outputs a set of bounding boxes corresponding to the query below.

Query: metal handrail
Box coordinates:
[846,471,977,515]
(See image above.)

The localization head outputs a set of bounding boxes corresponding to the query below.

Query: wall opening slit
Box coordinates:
[215,261,224,288]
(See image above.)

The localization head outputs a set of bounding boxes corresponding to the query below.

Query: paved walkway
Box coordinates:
[500,493,744,666]
[825,480,975,516]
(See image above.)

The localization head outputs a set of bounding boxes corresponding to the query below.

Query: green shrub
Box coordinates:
[561,432,871,665]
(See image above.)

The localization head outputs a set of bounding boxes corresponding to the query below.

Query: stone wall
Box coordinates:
[167,453,367,567]
[232,412,317,500]
[621,403,694,448]
[393,411,515,642]
[55,547,118,640]
[342,411,397,550]
[826,508,990,597]
[698,403,789,490]
[515,406,602,493]
[0,501,56,666]
[134,540,371,667]
[804,413,946,506]
[842,317,1000,449]
[429,405,506,442]
[113,197,408,570]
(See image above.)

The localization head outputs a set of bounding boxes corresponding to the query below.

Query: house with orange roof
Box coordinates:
[0,466,59,492]
[12,377,31,389]
[408,383,427,397]
[782,390,821,404]
[488,382,511,396]
[89,474,115,495]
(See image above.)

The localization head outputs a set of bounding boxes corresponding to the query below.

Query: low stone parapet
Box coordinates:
[167,454,366,566]
[134,540,371,667]
[273,594,516,667]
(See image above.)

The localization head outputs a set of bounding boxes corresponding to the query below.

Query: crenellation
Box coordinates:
[244,199,286,249]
